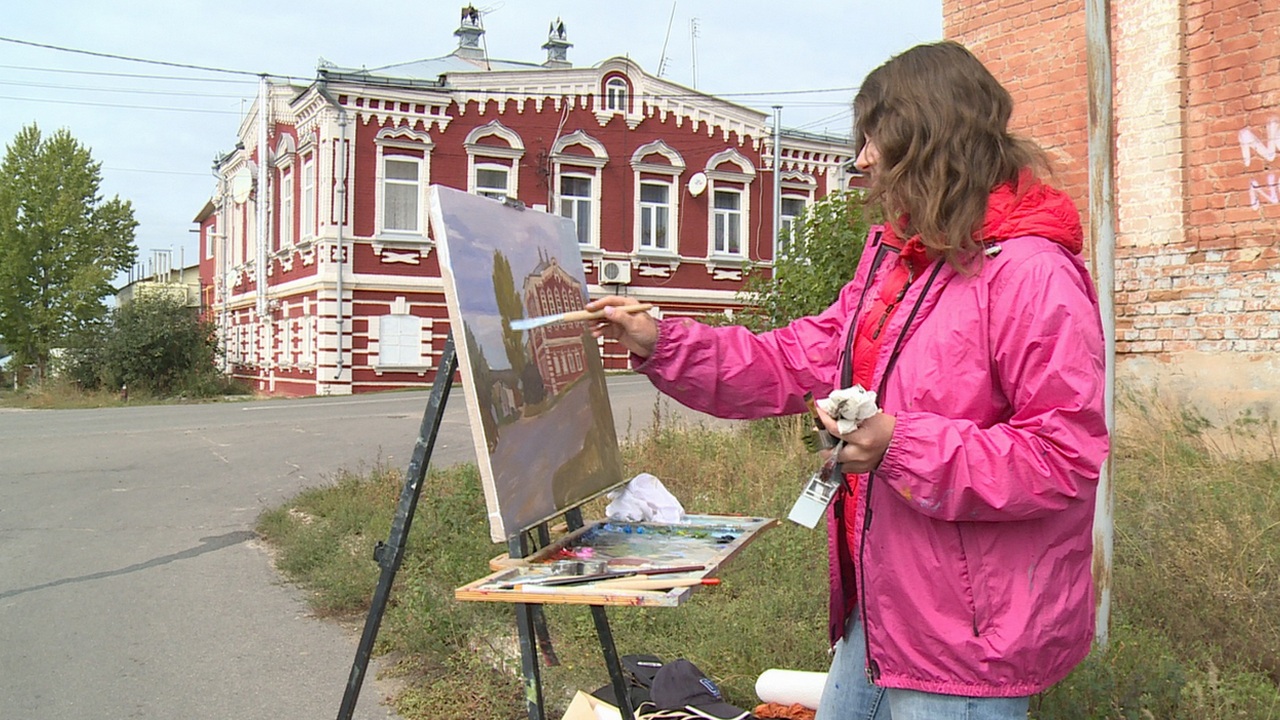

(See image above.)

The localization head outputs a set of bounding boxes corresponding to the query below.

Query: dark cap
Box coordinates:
[649,659,752,720]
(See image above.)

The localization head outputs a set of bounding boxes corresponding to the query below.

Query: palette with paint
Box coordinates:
[455,514,776,607]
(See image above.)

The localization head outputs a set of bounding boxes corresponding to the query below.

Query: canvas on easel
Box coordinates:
[429,186,625,542]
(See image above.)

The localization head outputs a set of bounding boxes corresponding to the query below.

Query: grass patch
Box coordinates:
[0,377,252,409]
[257,396,1280,719]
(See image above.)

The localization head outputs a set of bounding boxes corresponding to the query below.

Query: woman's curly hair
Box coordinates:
[854,41,1049,268]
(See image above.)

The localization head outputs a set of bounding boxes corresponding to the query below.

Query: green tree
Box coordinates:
[735,192,872,331]
[0,124,137,381]
[491,249,526,379]
[100,293,219,396]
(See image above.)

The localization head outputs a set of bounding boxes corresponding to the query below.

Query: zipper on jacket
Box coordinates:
[870,265,916,341]
[840,230,890,390]
[855,259,945,685]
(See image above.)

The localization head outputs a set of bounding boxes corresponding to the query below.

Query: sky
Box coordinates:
[0,1,942,286]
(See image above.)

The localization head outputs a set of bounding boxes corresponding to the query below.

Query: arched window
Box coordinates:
[464,121,525,201]
[375,126,433,236]
[604,77,628,112]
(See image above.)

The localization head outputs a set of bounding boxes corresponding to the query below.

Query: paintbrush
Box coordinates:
[508,303,653,331]
[593,577,721,591]
[512,563,706,586]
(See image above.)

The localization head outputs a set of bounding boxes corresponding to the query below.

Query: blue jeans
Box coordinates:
[815,615,1031,720]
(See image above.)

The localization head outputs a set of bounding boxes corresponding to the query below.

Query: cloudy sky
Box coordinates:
[0,1,942,282]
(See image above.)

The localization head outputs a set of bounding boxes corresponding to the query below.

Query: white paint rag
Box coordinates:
[816,385,880,435]
[605,472,686,524]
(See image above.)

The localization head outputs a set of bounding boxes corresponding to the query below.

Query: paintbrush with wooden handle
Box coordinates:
[593,577,721,591]
[509,303,653,331]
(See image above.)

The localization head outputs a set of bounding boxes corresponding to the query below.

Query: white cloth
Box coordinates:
[605,472,685,524]
[817,385,880,435]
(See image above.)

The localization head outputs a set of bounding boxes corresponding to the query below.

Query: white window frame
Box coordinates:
[704,148,755,265]
[712,189,744,257]
[604,77,628,112]
[776,172,817,258]
[629,140,685,258]
[474,163,513,200]
[639,181,674,252]
[558,173,595,246]
[274,135,296,252]
[300,154,316,242]
[280,169,294,251]
[465,121,524,201]
[550,130,608,251]
[380,156,424,234]
[375,126,432,237]
[779,196,807,255]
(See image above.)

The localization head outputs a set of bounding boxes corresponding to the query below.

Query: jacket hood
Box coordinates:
[887,171,1085,265]
[981,171,1084,254]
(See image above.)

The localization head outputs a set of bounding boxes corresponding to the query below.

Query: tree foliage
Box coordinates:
[491,249,526,378]
[735,192,872,331]
[0,123,137,381]
[63,293,224,397]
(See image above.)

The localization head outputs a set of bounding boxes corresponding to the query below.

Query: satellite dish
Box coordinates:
[230,167,254,204]
[687,172,708,197]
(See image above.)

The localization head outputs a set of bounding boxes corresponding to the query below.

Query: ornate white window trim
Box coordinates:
[551,130,608,252]
[629,140,685,264]
[704,148,754,270]
[374,126,433,240]
[465,120,525,200]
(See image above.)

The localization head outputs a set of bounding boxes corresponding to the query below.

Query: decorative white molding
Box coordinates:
[378,250,422,265]
[637,264,673,278]
[710,267,743,282]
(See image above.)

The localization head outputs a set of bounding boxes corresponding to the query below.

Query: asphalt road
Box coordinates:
[0,376,729,720]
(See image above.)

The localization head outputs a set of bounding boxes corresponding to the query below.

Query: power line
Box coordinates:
[0,35,277,78]
[0,94,241,116]
[0,79,250,99]
[0,63,259,84]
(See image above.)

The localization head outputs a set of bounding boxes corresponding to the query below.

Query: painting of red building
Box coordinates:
[197,6,859,396]
[522,251,588,396]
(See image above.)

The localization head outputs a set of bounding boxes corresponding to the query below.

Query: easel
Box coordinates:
[336,333,637,720]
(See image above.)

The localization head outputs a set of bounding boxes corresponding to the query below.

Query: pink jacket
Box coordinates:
[635,226,1109,697]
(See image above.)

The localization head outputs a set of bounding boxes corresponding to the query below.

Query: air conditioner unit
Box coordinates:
[599,259,632,285]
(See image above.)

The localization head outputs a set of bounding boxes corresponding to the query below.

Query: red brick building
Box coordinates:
[197,9,858,396]
[946,0,1280,426]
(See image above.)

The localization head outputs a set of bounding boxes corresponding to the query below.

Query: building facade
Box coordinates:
[197,9,859,396]
[945,0,1280,426]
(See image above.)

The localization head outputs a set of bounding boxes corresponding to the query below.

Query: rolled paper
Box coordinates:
[754,668,827,709]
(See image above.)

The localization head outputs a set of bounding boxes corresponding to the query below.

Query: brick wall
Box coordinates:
[945,0,1090,225]
[946,0,1280,429]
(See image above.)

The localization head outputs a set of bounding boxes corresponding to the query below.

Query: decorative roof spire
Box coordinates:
[541,17,572,68]
[454,5,486,60]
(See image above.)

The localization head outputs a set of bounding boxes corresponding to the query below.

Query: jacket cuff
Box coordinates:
[629,317,671,373]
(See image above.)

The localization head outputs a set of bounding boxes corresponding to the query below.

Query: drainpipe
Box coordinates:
[318,80,349,380]
[772,106,782,260]
[1086,0,1117,649]
[256,75,269,319]
[215,163,229,373]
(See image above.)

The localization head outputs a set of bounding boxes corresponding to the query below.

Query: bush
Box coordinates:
[63,293,229,397]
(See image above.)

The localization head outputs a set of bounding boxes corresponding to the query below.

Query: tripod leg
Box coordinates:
[563,509,634,720]
[336,336,458,720]
[590,605,636,720]
[515,602,547,720]
[530,524,559,667]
